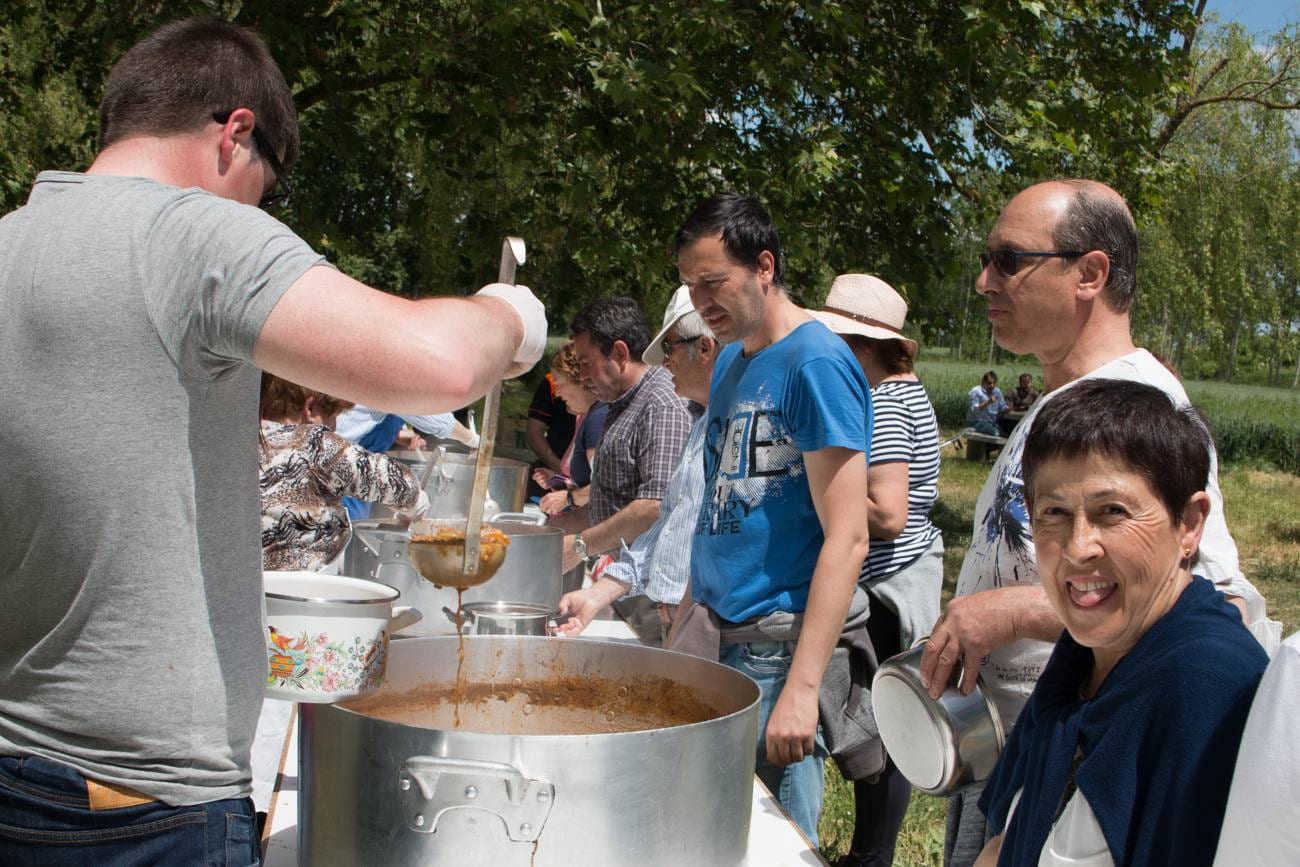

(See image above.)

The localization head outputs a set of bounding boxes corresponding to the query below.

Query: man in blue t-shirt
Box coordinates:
[674,193,872,843]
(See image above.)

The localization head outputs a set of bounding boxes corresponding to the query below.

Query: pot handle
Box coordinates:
[352,526,385,559]
[441,606,471,633]
[491,510,546,526]
[389,606,423,633]
[399,756,554,841]
[908,635,978,693]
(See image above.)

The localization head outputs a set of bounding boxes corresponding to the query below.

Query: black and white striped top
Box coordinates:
[863,379,941,580]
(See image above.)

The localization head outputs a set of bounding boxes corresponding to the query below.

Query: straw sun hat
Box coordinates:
[809,273,918,358]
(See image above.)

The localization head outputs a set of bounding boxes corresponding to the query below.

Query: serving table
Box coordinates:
[259,618,826,866]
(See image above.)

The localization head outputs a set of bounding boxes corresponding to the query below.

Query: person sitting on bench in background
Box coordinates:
[966,370,1006,436]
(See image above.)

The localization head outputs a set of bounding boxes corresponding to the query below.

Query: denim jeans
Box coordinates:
[0,755,259,866]
[718,640,827,846]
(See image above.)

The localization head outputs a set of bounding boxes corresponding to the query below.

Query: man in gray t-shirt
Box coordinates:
[0,19,544,864]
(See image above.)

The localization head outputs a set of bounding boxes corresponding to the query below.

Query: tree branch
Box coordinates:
[1157,88,1300,152]
[1177,0,1209,59]
[1191,56,1230,98]
[295,70,412,110]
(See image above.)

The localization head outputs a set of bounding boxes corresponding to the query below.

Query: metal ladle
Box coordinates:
[406,236,525,590]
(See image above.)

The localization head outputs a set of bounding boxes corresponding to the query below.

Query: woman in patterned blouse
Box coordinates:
[259,374,425,571]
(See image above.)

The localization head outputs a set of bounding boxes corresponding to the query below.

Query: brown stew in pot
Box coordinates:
[342,673,721,735]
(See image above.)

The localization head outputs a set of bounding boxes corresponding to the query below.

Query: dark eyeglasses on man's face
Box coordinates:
[979,249,1084,278]
[212,112,291,209]
[661,334,702,358]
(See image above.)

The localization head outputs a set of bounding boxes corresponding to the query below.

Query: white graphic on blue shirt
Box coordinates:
[700,400,804,537]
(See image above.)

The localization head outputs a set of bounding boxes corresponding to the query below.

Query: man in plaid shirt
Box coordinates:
[564,296,693,645]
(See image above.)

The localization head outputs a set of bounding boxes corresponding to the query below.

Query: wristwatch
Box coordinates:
[573,532,589,562]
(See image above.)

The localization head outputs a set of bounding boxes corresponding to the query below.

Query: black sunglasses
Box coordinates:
[661,334,702,358]
[212,112,291,209]
[979,249,1085,277]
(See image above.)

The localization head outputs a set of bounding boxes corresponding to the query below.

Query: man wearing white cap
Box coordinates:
[554,286,718,645]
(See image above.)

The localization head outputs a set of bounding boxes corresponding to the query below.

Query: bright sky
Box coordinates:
[1206,0,1300,35]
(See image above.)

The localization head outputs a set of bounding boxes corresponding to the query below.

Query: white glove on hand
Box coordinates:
[396,490,431,525]
[476,282,547,378]
[466,432,481,449]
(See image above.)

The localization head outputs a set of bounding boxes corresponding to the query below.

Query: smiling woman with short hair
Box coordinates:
[974,379,1268,867]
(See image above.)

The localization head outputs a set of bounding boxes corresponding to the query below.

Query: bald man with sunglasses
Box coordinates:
[918,179,1274,867]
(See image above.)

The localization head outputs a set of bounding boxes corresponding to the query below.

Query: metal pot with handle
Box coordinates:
[367,451,530,523]
[343,513,563,636]
[299,636,760,866]
[262,571,422,703]
[443,601,559,636]
[871,639,1006,796]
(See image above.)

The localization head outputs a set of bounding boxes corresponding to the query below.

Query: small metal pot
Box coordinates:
[443,601,556,636]
[871,641,1006,796]
[343,516,563,637]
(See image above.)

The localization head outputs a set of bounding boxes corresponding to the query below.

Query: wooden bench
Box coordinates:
[944,427,1008,461]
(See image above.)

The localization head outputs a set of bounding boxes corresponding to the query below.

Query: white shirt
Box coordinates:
[1214,631,1300,867]
[953,349,1275,729]
[1008,787,1113,867]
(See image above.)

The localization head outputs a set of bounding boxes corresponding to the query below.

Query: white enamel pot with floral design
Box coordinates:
[263,571,422,703]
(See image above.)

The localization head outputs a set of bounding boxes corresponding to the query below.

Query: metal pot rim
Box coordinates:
[461,601,554,619]
[265,575,402,606]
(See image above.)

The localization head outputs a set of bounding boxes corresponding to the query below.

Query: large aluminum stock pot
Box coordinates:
[343,515,563,637]
[299,636,760,867]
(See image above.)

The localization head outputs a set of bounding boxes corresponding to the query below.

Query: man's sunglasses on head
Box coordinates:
[212,111,291,209]
[979,249,1084,278]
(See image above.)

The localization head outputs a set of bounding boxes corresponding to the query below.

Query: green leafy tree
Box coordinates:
[4,0,1296,372]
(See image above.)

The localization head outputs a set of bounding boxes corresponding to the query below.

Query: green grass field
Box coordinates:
[915,357,1300,473]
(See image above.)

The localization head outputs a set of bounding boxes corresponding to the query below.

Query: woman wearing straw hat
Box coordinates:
[812,274,944,867]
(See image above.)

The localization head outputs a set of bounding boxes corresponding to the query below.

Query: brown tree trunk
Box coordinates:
[1221,318,1243,381]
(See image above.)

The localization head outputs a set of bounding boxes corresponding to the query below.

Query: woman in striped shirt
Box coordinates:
[814,274,943,867]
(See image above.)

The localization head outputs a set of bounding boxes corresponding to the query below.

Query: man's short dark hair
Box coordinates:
[1051,181,1139,314]
[569,297,651,360]
[99,18,300,171]
[673,193,786,287]
[983,370,997,382]
[1022,379,1212,523]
